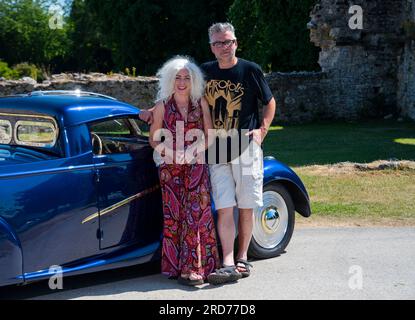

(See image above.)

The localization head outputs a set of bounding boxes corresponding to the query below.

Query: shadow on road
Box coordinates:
[0,261,163,300]
[0,259,248,300]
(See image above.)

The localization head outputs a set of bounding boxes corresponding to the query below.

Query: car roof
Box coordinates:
[0,94,141,127]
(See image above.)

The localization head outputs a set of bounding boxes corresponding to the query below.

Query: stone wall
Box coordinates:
[0,73,158,110]
[308,0,406,119]
[265,72,329,123]
[0,72,329,123]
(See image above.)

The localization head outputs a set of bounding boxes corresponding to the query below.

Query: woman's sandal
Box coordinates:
[207,265,242,285]
[236,259,253,278]
[178,274,204,286]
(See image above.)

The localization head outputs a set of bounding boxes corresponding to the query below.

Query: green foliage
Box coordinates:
[66,0,114,73]
[0,60,45,81]
[0,0,321,75]
[13,62,39,80]
[228,0,320,72]
[79,0,233,75]
[0,0,72,73]
[0,60,19,79]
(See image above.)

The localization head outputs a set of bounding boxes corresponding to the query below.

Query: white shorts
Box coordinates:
[209,142,264,210]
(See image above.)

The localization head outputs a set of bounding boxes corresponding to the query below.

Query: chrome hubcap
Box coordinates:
[262,207,280,234]
[253,190,288,249]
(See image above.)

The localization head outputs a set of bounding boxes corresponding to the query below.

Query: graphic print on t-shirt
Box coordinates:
[205,79,244,131]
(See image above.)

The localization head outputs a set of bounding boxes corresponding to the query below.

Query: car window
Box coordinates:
[90,118,134,137]
[90,117,149,155]
[0,119,12,144]
[15,120,57,148]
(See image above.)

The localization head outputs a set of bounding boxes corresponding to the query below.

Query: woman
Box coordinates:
[149,56,219,286]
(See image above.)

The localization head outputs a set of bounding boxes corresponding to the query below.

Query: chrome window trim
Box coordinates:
[29,90,117,100]
[0,119,12,144]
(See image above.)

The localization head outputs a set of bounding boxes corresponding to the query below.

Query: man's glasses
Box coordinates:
[210,39,236,48]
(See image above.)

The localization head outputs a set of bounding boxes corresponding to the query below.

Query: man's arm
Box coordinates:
[246,97,276,145]
[259,97,276,142]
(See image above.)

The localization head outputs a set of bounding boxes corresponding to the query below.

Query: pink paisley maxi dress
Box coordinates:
[158,96,220,279]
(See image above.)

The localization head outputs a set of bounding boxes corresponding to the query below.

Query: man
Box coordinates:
[200,22,276,285]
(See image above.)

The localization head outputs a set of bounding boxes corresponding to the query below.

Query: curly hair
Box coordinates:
[155,56,205,105]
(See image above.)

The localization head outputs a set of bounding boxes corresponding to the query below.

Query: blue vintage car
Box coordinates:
[0,90,311,287]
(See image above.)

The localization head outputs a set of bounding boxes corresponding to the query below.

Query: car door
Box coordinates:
[89,117,162,250]
[0,116,101,274]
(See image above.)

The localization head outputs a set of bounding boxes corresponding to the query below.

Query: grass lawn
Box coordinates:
[296,167,415,220]
[263,120,415,223]
[263,120,415,166]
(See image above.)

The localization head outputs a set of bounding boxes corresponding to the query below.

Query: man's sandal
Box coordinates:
[207,265,242,285]
[236,259,253,278]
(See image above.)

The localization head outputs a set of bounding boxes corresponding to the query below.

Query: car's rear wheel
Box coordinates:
[248,183,295,259]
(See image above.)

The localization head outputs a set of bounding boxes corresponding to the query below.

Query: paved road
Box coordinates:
[1,227,414,300]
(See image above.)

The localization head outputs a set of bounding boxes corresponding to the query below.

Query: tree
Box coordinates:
[81,0,233,75]
[0,0,71,71]
[0,0,320,75]
[228,0,320,72]
[67,0,114,73]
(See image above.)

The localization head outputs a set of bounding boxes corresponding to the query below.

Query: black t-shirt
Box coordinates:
[200,58,273,163]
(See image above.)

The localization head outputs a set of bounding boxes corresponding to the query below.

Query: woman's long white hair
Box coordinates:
[155,56,205,105]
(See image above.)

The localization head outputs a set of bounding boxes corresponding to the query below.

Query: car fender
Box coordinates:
[263,156,311,218]
[0,217,24,286]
